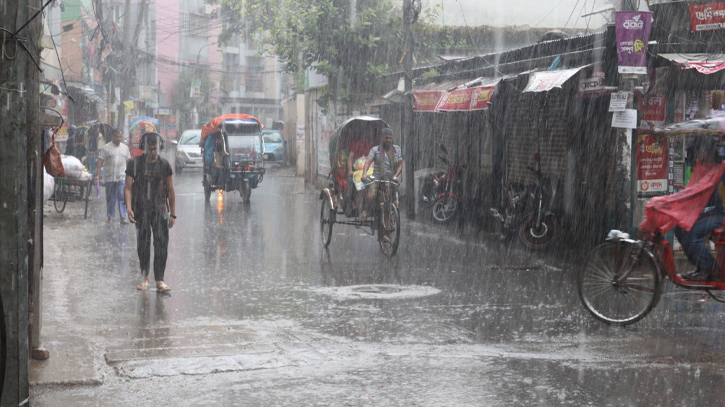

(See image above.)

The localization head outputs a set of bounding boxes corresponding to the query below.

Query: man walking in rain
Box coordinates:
[95,129,132,224]
[124,132,176,292]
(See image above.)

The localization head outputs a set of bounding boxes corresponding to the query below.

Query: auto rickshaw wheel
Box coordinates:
[204,179,212,201]
[241,182,252,204]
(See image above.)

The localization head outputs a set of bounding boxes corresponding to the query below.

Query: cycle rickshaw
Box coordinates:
[579,116,725,325]
[319,116,401,257]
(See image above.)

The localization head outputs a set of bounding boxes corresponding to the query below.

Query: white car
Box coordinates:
[175,130,203,171]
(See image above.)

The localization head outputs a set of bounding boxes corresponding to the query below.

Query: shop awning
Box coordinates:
[522,66,589,93]
[658,53,725,74]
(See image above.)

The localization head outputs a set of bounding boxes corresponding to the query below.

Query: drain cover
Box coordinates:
[318,284,441,300]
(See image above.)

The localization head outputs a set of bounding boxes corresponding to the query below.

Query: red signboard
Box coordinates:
[436,88,473,111]
[469,86,495,110]
[690,2,725,32]
[636,133,668,194]
[642,93,666,122]
[413,91,444,112]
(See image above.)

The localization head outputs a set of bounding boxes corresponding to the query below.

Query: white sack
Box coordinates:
[61,155,84,178]
[43,167,55,203]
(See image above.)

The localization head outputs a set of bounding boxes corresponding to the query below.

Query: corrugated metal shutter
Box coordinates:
[506,92,569,186]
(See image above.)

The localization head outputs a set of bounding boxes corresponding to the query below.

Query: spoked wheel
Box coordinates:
[320,197,335,247]
[519,213,558,249]
[53,185,66,213]
[378,202,401,257]
[578,241,661,326]
[431,195,458,223]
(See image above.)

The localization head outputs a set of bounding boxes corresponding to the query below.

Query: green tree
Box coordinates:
[172,69,220,131]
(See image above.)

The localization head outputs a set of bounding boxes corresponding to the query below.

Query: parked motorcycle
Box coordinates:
[420,145,463,223]
[490,153,559,249]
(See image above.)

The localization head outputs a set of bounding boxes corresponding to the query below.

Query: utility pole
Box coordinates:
[0,0,42,404]
[402,0,415,218]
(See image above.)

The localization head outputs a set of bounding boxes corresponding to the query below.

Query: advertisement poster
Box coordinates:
[640,92,666,128]
[469,86,495,110]
[615,11,652,74]
[316,114,334,177]
[296,124,305,147]
[636,133,668,194]
[166,117,178,139]
[436,88,473,111]
[690,2,725,32]
[523,68,583,92]
[413,91,444,112]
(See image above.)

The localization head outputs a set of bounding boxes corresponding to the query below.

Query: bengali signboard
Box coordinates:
[469,86,495,110]
[690,2,725,32]
[413,91,444,112]
[640,92,666,128]
[615,11,652,74]
[636,133,668,194]
[436,88,473,111]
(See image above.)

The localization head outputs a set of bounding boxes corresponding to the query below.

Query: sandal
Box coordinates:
[106,218,113,223]
[156,282,171,292]
[136,282,149,290]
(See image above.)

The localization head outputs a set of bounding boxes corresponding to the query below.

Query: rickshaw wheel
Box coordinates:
[378,202,400,257]
[241,182,252,204]
[320,197,334,247]
[53,188,67,213]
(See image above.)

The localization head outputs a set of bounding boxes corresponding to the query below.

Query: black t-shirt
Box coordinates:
[125,156,173,215]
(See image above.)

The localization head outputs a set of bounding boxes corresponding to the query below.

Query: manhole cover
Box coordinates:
[317,284,441,300]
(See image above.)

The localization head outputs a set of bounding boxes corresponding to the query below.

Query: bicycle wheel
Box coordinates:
[320,197,334,247]
[378,202,400,257]
[53,185,66,213]
[578,241,661,326]
[431,194,458,223]
[519,213,558,249]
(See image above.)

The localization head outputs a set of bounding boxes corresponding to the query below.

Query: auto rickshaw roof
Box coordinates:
[653,114,725,136]
[201,114,263,140]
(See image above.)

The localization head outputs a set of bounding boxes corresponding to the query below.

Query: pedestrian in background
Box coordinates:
[124,132,176,292]
[96,129,132,224]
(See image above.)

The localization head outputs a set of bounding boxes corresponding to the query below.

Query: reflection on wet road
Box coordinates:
[31,169,725,406]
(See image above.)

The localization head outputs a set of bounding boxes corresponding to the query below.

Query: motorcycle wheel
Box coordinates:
[431,195,458,223]
[519,214,558,249]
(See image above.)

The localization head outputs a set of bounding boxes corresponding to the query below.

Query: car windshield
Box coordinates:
[180,132,201,145]
[263,132,283,143]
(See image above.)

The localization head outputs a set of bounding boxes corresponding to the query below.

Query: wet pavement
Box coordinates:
[30,167,725,406]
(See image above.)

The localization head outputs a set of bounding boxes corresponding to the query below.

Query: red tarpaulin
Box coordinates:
[639,161,725,233]
[201,114,263,140]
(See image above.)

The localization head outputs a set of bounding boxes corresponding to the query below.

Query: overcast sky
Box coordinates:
[433,0,612,29]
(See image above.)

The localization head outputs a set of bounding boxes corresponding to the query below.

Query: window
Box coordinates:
[246,66,264,93]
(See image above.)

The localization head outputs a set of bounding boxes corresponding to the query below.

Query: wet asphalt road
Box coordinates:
[30,168,725,406]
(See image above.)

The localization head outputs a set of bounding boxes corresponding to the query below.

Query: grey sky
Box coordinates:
[433,0,611,29]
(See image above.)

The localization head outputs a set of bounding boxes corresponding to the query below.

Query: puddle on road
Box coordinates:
[316,284,441,300]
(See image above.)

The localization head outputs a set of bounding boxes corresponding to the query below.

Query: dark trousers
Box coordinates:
[675,213,725,274]
[135,212,169,281]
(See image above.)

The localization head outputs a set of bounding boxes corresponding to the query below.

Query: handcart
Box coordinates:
[50,177,93,219]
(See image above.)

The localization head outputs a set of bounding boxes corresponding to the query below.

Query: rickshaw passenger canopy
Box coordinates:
[201,114,263,140]
[329,116,390,171]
